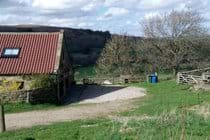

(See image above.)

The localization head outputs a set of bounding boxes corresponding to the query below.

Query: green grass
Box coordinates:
[125,80,205,116]
[158,73,174,81]
[0,119,123,140]
[4,103,57,114]
[75,66,97,80]
[1,111,210,139]
[74,66,175,82]
[1,80,210,139]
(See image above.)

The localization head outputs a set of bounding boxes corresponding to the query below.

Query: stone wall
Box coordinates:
[0,76,32,90]
[0,88,58,104]
[0,90,28,103]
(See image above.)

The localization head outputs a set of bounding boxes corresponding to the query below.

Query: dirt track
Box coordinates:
[5,86,146,130]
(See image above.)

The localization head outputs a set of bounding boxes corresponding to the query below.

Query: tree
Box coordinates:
[141,9,206,75]
[96,35,145,76]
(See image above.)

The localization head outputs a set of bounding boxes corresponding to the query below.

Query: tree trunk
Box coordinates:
[0,104,6,132]
[173,67,179,76]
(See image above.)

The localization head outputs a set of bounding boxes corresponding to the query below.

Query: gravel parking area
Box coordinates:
[79,85,146,104]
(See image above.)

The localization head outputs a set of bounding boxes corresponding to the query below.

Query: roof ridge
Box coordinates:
[0,30,63,35]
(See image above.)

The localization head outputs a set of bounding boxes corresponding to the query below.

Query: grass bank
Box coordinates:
[4,103,57,114]
[1,80,210,139]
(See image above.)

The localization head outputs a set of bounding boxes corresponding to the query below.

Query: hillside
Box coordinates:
[0,25,111,66]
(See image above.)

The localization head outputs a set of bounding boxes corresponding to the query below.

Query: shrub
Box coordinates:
[0,80,21,92]
[30,75,57,89]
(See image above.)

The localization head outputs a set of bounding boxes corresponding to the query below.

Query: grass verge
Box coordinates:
[4,103,57,114]
[1,80,210,139]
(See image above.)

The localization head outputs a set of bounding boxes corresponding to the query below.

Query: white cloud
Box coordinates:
[1,0,210,36]
[106,7,129,16]
[32,0,91,9]
[126,20,131,25]
[144,12,161,19]
[31,0,68,9]
[81,0,103,12]
[104,0,120,6]
[81,3,96,12]
[104,0,184,11]
[139,0,164,9]
[11,0,102,10]
[78,22,94,27]
[138,0,182,10]
[104,0,208,11]
[47,18,77,27]
[98,7,129,21]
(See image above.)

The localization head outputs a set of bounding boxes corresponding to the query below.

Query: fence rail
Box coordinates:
[177,67,210,84]
[177,73,202,84]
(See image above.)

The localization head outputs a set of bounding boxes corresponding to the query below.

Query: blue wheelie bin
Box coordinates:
[149,74,158,84]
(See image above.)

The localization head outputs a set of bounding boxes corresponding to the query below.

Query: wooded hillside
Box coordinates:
[0,25,111,66]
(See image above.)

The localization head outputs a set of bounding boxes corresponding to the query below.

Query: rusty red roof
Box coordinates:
[0,32,63,75]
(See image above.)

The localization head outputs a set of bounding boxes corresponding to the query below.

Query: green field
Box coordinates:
[4,103,57,114]
[75,66,97,80]
[1,80,210,139]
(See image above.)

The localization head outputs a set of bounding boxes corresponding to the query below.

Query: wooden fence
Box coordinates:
[177,73,202,84]
[177,67,210,84]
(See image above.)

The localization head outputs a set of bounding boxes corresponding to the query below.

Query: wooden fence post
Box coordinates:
[26,90,30,103]
[0,104,6,132]
[177,72,181,84]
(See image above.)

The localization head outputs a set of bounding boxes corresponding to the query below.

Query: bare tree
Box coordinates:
[96,35,144,76]
[141,9,207,75]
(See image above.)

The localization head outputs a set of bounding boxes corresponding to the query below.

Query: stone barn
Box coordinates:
[0,30,74,102]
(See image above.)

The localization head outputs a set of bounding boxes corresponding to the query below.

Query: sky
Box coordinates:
[0,0,210,36]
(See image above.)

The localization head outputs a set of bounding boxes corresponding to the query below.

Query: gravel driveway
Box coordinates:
[5,86,146,131]
[79,85,146,104]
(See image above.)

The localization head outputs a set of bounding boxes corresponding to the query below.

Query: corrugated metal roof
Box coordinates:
[0,32,62,75]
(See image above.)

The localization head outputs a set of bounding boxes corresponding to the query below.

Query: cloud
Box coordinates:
[104,0,184,11]
[31,0,70,9]
[10,0,103,10]
[81,0,103,12]
[78,22,95,27]
[11,0,86,9]
[81,3,96,12]
[144,12,161,19]
[98,7,129,21]
[138,0,183,10]
[47,18,78,27]
[0,0,210,36]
